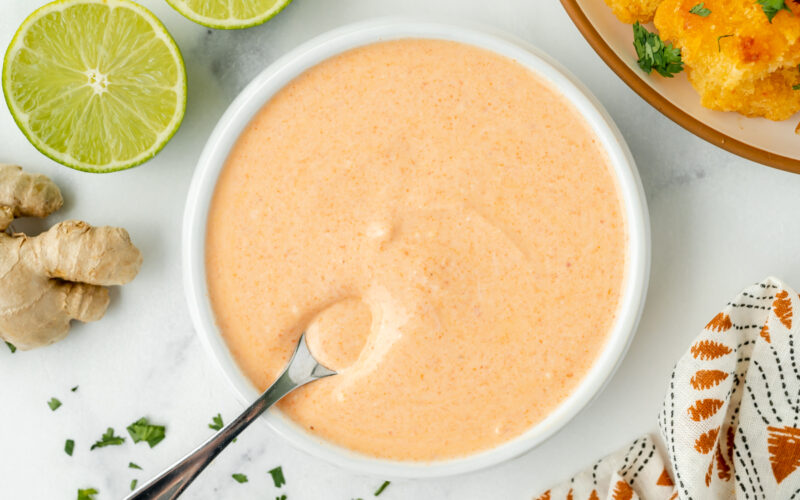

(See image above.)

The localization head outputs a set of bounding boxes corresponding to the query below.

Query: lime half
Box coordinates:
[2,0,186,172]
[166,0,292,29]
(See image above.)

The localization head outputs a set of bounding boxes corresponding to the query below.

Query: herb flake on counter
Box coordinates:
[232,473,248,483]
[77,488,98,500]
[129,462,142,470]
[276,496,287,500]
[71,386,78,392]
[5,341,16,353]
[130,479,138,491]
[65,439,75,456]
[689,2,711,16]
[632,22,683,77]
[717,34,734,52]
[269,466,286,488]
[209,413,224,431]
[90,427,125,450]
[757,0,792,22]
[127,417,166,448]
[374,481,391,496]
[48,397,62,411]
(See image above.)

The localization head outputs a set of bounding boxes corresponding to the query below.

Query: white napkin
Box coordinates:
[536,277,800,499]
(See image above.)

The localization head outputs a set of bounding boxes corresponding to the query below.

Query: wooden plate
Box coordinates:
[561,0,800,174]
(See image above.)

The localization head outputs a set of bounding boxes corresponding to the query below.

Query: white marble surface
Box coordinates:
[2,1,800,499]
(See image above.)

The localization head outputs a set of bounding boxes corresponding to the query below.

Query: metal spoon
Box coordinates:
[126,333,336,500]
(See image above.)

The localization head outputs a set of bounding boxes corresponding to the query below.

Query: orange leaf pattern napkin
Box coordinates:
[536,277,800,499]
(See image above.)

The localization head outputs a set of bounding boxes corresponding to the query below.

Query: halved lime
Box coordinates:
[2,0,186,173]
[166,0,292,30]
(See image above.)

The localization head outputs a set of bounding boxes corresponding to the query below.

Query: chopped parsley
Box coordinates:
[632,22,683,77]
[48,397,62,411]
[71,386,79,392]
[757,0,792,22]
[689,2,712,16]
[269,466,286,488]
[374,481,390,496]
[793,84,800,90]
[130,479,138,491]
[76,488,98,500]
[232,473,248,483]
[717,34,734,52]
[209,413,224,431]
[90,427,125,450]
[65,439,75,456]
[276,496,287,500]
[129,462,142,470]
[5,341,16,353]
[127,417,166,448]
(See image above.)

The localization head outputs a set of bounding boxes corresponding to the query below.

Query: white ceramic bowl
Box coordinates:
[183,19,651,478]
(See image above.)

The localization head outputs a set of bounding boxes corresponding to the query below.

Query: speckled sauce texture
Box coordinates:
[206,39,627,461]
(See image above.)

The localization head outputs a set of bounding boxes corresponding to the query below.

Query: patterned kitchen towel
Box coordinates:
[536,277,800,500]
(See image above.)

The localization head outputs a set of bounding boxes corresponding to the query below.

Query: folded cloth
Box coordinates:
[536,277,800,500]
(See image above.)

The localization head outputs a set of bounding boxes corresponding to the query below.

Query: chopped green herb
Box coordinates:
[130,479,138,491]
[269,466,286,488]
[689,2,711,16]
[90,427,125,450]
[76,488,98,500]
[374,481,390,496]
[65,439,75,456]
[127,417,166,448]
[209,413,224,431]
[129,462,142,470]
[232,473,248,483]
[793,84,800,90]
[757,0,792,22]
[47,397,62,411]
[632,22,683,77]
[717,34,734,52]
[5,341,16,353]
[276,496,287,500]
[71,386,79,392]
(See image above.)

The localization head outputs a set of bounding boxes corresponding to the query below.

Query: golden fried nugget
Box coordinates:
[655,0,800,120]
[604,0,663,23]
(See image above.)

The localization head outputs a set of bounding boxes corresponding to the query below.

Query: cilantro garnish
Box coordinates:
[5,341,16,353]
[65,439,75,456]
[689,2,712,16]
[130,479,138,491]
[717,34,734,52]
[209,413,224,431]
[374,481,390,496]
[90,427,125,450]
[632,22,683,77]
[129,462,142,470]
[127,417,166,448]
[269,466,286,487]
[232,473,248,483]
[77,488,98,500]
[48,397,62,411]
[793,84,800,90]
[757,0,792,22]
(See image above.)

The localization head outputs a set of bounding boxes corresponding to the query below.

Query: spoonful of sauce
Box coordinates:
[126,333,335,500]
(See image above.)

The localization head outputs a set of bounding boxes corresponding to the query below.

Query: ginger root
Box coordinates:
[0,164,142,350]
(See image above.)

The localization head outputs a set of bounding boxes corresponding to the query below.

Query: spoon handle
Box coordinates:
[126,370,298,500]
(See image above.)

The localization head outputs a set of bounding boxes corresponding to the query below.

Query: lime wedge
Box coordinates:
[2,0,186,173]
[166,0,292,29]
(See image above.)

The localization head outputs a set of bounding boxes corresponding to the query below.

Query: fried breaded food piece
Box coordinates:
[604,0,663,23]
[655,0,800,120]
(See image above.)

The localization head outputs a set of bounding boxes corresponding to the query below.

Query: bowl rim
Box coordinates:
[560,0,800,175]
[182,18,651,478]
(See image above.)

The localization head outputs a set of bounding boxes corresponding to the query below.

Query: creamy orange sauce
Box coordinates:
[206,39,627,461]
